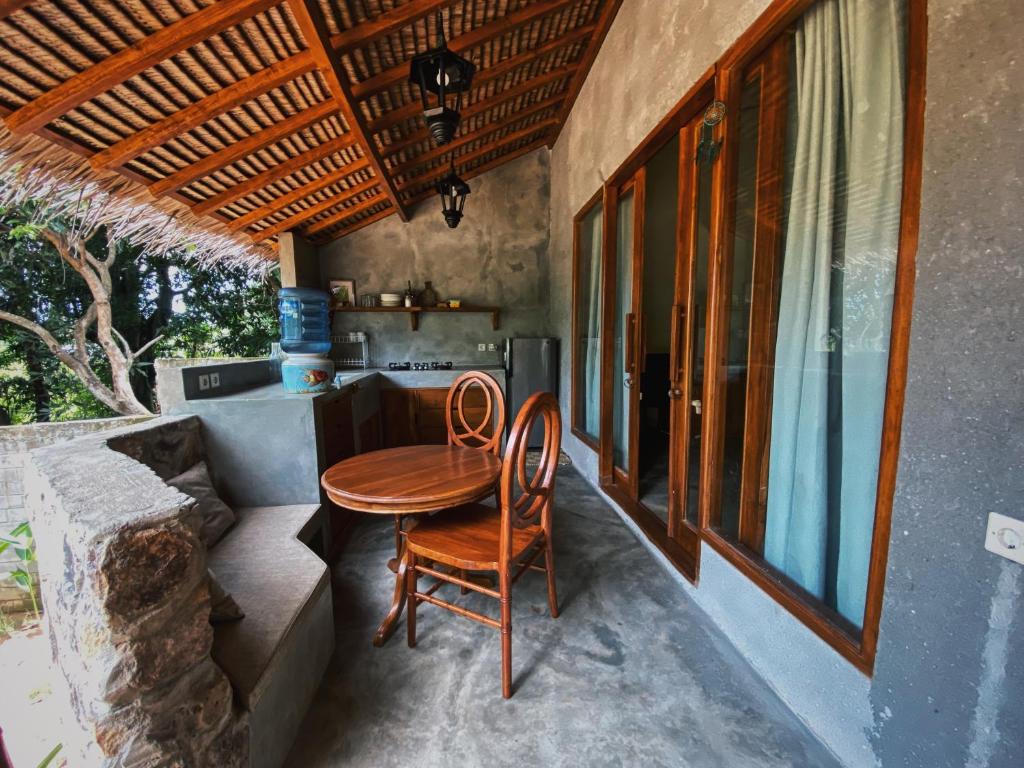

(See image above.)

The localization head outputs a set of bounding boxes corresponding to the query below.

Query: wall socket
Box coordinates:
[477,343,487,351]
[487,343,497,352]
[985,511,1024,565]
[210,372,221,388]
[198,374,210,391]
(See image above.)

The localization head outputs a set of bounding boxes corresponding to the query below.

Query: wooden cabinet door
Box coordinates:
[381,388,416,447]
[322,390,355,466]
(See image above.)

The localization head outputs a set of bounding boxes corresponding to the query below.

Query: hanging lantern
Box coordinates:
[437,158,470,229]
[408,12,475,145]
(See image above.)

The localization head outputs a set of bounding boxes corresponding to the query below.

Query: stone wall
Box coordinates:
[318,149,552,366]
[25,416,247,767]
[0,417,150,617]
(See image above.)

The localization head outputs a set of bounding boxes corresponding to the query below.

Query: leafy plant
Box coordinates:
[36,743,62,768]
[0,521,40,619]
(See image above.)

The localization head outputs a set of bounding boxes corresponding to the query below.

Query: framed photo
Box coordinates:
[328,279,356,307]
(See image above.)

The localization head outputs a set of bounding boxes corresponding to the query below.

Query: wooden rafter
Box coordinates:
[388,102,562,179]
[4,0,283,135]
[328,0,458,54]
[148,101,342,197]
[253,177,380,240]
[383,68,574,159]
[351,0,577,100]
[303,191,391,236]
[192,145,370,216]
[546,0,626,147]
[372,59,581,138]
[229,166,375,232]
[287,0,409,221]
[310,204,395,242]
[395,121,555,193]
[91,52,318,170]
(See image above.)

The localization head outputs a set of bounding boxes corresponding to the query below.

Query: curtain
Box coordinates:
[763,0,905,627]
[583,209,603,438]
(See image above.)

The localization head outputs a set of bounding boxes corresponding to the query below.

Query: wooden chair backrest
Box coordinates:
[499,391,561,564]
[445,371,506,455]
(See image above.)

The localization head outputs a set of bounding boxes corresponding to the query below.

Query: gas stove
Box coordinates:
[388,361,454,371]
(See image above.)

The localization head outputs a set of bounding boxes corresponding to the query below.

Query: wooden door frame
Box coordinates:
[570,187,605,451]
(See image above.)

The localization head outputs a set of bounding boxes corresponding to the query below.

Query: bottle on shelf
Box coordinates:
[404,281,415,308]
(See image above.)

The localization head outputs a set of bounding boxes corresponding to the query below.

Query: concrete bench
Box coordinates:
[210,505,333,768]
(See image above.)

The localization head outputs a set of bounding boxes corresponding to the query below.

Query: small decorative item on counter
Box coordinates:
[420,280,439,308]
[281,353,335,394]
[328,279,356,307]
[448,298,461,308]
[404,281,415,307]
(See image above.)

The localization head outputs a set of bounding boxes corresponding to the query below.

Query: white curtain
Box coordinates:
[583,209,603,438]
[764,0,905,626]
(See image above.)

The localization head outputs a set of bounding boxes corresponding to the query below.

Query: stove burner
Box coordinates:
[389,361,454,371]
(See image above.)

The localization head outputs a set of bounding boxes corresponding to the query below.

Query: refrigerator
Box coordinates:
[503,337,559,448]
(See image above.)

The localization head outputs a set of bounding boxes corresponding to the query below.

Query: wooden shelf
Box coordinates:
[331,305,500,331]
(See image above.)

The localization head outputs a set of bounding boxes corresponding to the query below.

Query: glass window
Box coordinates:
[714,0,908,630]
[573,199,604,442]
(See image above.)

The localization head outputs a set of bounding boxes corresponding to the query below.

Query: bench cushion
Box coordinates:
[209,504,328,710]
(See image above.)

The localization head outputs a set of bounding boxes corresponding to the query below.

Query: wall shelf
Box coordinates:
[331,305,500,332]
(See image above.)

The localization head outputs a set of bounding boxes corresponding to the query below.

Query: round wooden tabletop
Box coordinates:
[321,444,502,514]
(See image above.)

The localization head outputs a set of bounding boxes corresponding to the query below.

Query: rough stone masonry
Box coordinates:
[24,417,247,767]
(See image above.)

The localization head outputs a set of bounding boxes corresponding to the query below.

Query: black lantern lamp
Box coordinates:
[408,12,475,145]
[437,158,470,229]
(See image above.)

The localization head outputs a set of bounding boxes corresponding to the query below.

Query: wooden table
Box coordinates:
[321,444,502,646]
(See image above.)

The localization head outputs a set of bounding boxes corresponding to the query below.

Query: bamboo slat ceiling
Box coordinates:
[0,0,623,247]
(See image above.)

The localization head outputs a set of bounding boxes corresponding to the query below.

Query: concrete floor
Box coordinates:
[284,468,841,768]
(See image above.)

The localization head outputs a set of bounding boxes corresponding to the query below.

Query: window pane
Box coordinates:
[612,190,634,471]
[762,0,907,629]
[719,74,762,540]
[574,203,603,441]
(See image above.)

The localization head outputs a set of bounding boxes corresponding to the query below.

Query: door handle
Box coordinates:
[668,388,682,399]
[691,399,702,415]
[624,312,636,375]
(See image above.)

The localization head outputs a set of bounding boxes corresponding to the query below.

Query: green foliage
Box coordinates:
[36,743,63,768]
[0,203,280,423]
[0,521,39,619]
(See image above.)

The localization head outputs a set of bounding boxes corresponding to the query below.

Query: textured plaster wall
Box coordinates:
[317,150,551,366]
[548,0,1023,767]
[870,0,1023,766]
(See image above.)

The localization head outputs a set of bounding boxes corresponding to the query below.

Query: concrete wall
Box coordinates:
[0,417,151,617]
[547,0,1023,767]
[317,149,552,366]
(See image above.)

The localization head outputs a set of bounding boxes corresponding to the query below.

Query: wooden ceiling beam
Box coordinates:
[149,100,343,197]
[309,204,395,243]
[4,0,282,134]
[0,0,31,21]
[382,68,573,157]
[91,51,317,170]
[287,0,409,221]
[192,143,370,216]
[229,167,376,232]
[388,102,562,179]
[395,120,555,193]
[368,54,581,135]
[546,0,625,147]
[328,0,458,54]
[351,0,576,100]
[252,176,380,240]
[303,191,391,236]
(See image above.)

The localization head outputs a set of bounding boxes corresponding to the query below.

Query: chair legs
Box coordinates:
[499,570,512,699]
[544,537,559,619]
[406,553,418,648]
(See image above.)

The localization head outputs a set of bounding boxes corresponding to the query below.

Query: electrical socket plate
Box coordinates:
[985,511,1024,565]
[478,343,487,351]
[210,372,220,388]
[488,343,497,351]
[198,374,210,391]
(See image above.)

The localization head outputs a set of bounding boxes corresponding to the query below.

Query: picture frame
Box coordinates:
[328,279,356,307]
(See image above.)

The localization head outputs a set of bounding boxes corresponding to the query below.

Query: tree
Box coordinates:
[0,205,280,423]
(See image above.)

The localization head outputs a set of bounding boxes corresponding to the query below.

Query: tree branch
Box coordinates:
[132,334,164,361]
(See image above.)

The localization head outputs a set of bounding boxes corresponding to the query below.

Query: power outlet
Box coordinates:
[487,343,497,352]
[985,511,1024,565]
[210,372,221,388]
[198,374,210,391]
[477,343,487,351]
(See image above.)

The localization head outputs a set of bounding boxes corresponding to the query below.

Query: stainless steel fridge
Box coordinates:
[502,337,559,448]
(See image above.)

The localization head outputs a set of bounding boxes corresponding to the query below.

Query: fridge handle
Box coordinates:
[503,340,512,376]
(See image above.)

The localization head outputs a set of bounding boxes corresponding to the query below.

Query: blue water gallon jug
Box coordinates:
[278,287,332,356]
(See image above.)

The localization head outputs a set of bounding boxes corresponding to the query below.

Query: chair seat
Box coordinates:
[406,503,543,570]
